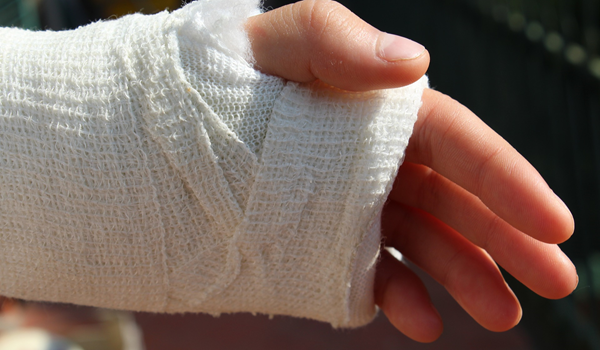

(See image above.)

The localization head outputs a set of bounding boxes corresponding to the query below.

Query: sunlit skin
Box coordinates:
[246,0,577,343]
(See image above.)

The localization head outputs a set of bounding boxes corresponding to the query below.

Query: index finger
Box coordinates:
[405,89,574,244]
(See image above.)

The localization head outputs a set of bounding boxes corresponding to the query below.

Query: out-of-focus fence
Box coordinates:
[0,0,39,28]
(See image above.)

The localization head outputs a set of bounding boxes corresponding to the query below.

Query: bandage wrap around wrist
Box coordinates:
[0,0,427,327]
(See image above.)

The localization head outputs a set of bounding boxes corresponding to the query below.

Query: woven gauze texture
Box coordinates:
[0,0,427,327]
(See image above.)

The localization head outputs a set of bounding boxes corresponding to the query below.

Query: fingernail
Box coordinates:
[378,33,426,61]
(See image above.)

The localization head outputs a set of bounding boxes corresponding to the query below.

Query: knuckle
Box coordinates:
[296,0,347,39]
[440,248,465,287]
[411,92,454,165]
[481,214,503,251]
[417,167,443,210]
[473,146,505,199]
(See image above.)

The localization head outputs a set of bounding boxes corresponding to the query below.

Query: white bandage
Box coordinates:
[0,0,427,327]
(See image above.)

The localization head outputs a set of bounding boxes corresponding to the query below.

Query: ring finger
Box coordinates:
[381,201,522,332]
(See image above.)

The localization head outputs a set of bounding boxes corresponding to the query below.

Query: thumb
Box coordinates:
[245,0,429,91]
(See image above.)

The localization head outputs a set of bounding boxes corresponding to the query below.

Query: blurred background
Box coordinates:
[0,0,599,349]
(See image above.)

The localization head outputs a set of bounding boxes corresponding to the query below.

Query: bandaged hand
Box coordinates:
[0,0,575,340]
[246,0,577,342]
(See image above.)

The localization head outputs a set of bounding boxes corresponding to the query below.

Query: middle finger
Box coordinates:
[389,162,576,299]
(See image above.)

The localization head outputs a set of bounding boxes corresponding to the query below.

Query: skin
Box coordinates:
[246,0,577,343]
